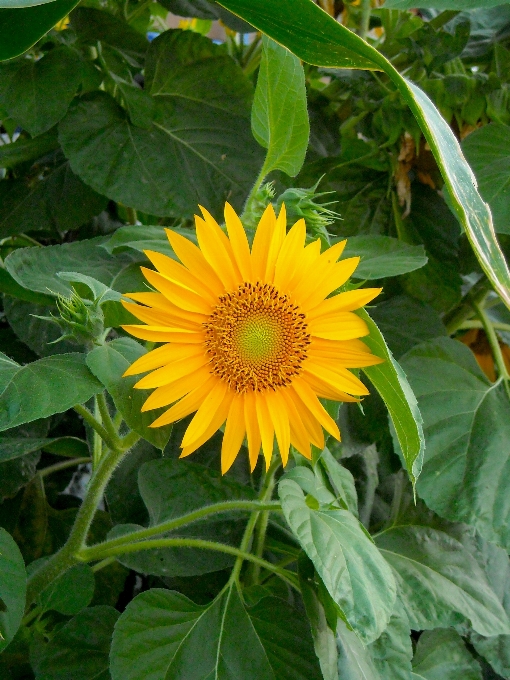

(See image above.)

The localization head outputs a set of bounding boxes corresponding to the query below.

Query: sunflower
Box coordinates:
[122,203,383,473]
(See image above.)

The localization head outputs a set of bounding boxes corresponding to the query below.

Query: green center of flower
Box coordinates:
[203,282,310,393]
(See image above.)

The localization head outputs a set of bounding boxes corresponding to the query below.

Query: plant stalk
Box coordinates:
[359,0,372,41]
[472,298,510,400]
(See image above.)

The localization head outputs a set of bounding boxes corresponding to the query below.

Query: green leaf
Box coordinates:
[109,457,254,577]
[375,525,510,636]
[0,47,82,137]
[102,225,196,258]
[370,295,447,360]
[320,447,359,516]
[369,603,413,680]
[0,0,59,6]
[412,629,482,680]
[4,238,136,298]
[0,0,79,61]
[37,564,95,616]
[110,586,321,680]
[252,36,309,178]
[383,0,508,8]
[86,338,173,450]
[0,353,102,432]
[342,236,427,280]
[462,123,510,235]
[400,337,510,549]
[57,272,122,304]
[217,0,510,311]
[0,436,87,463]
[159,0,253,32]
[279,478,396,644]
[0,128,59,169]
[71,7,148,60]
[0,153,108,237]
[0,528,26,653]
[336,618,379,680]
[359,309,425,486]
[59,30,263,219]
[31,605,119,680]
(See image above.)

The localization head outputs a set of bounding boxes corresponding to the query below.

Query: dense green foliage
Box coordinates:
[0,0,510,678]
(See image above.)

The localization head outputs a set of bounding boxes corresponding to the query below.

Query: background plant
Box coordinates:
[0,0,510,678]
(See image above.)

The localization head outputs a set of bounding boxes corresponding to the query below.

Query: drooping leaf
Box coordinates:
[217,0,510,311]
[31,606,119,680]
[375,525,510,636]
[341,236,427,280]
[0,353,103,432]
[401,337,510,549]
[462,123,510,235]
[412,629,482,680]
[71,7,148,60]
[252,35,309,178]
[0,128,59,169]
[279,478,396,644]
[37,563,95,616]
[86,338,173,450]
[320,448,359,517]
[359,309,425,486]
[110,586,321,680]
[108,457,254,577]
[0,436,87,463]
[383,0,508,8]
[0,46,82,137]
[0,0,79,62]
[59,30,263,218]
[0,528,26,653]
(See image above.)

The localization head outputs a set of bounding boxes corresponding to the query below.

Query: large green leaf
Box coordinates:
[0,528,26,653]
[86,338,173,450]
[110,586,321,680]
[252,36,309,178]
[359,309,425,486]
[31,606,119,680]
[0,353,102,432]
[412,629,482,680]
[343,236,427,280]
[4,238,135,298]
[279,477,396,644]
[375,525,510,636]
[59,30,263,219]
[369,603,413,680]
[401,337,510,549]
[383,0,508,8]
[217,0,510,311]
[109,457,254,577]
[37,563,95,616]
[0,436,87,463]
[0,47,82,137]
[462,123,510,235]
[0,0,59,6]
[336,618,379,680]
[0,128,59,169]
[0,0,78,62]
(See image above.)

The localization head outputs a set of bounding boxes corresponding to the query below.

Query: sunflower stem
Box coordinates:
[359,0,372,41]
[96,392,120,447]
[444,277,492,335]
[231,456,281,587]
[74,403,119,454]
[38,457,92,479]
[472,297,510,400]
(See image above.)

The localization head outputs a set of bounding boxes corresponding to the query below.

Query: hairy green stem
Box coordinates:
[91,556,116,573]
[96,392,120,446]
[79,500,282,561]
[74,403,118,453]
[359,0,371,41]
[77,537,298,590]
[249,474,277,585]
[444,277,493,335]
[459,319,510,334]
[39,457,92,479]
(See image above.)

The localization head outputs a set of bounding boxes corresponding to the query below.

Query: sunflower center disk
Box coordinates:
[203,282,311,393]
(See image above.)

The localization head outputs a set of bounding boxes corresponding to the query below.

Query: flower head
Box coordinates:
[122,203,383,473]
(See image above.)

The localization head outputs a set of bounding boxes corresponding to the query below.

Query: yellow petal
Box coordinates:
[124,292,208,327]
[121,301,203,332]
[255,392,274,469]
[251,204,277,281]
[141,367,211,411]
[121,325,205,343]
[307,288,382,318]
[179,389,233,458]
[181,380,229,447]
[280,389,311,459]
[143,250,218,305]
[266,390,290,466]
[309,312,369,341]
[149,375,218,427]
[308,344,383,368]
[196,210,240,290]
[264,203,287,283]
[302,370,359,402]
[300,258,360,311]
[165,228,224,296]
[273,219,307,290]
[287,386,325,449]
[303,359,370,396]
[224,202,252,281]
[135,352,208,389]
[292,377,341,440]
[221,395,246,473]
[244,390,261,472]
[123,342,200,377]
[141,267,212,315]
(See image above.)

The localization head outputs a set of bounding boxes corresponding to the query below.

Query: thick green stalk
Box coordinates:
[96,392,119,447]
[74,403,119,453]
[79,500,282,561]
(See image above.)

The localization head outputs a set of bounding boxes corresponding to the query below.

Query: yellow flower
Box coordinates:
[122,203,383,473]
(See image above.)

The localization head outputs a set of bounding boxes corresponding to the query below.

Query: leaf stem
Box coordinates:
[78,500,282,561]
[74,403,119,453]
[472,298,510,400]
[459,320,510,334]
[359,0,371,41]
[96,392,120,446]
[39,457,92,479]
[444,277,493,335]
